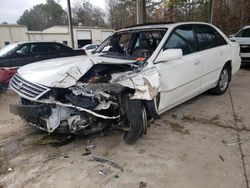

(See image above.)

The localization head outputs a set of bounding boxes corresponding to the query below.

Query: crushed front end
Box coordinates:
[9,27,166,144]
[9,65,128,134]
[9,61,159,145]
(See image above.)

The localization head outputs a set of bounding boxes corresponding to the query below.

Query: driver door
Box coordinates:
[155,25,202,114]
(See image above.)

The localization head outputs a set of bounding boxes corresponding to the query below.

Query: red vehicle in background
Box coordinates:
[0,68,17,93]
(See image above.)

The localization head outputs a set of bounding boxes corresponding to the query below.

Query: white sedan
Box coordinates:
[10,22,241,144]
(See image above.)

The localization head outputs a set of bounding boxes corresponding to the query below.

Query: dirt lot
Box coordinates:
[0,65,250,188]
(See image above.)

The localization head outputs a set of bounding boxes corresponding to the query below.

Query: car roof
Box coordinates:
[15,41,62,45]
[118,22,216,32]
[243,25,250,29]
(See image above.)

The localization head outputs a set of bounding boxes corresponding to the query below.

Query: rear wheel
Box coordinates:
[210,65,231,95]
[123,95,148,144]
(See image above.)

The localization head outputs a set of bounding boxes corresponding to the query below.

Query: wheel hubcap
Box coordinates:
[219,69,229,91]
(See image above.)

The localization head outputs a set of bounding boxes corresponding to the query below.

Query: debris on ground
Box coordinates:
[139,181,147,188]
[86,144,96,149]
[89,156,124,172]
[82,148,91,156]
[8,167,12,171]
[114,174,119,179]
[84,139,90,145]
[219,155,224,162]
[99,170,107,176]
[226,141,243,147]
[43,153,69,163]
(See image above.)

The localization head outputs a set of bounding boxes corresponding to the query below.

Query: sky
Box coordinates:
[0,0,106,24]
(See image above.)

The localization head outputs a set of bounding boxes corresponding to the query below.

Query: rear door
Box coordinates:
[155,25,202,113]
[193,25,229,92]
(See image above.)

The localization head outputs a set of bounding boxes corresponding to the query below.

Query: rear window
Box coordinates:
[163,25,197,55]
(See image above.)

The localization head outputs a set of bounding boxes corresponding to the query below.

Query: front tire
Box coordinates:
[210,65,231,95]
[123,95,147,144]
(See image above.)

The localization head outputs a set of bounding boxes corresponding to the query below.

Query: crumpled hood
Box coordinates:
[18,55,136,88]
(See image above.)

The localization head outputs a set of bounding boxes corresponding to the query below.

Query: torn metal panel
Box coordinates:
[45,106,77,132]
[36,99,120,120]
[111,67,160,100]
[17,56,137,88]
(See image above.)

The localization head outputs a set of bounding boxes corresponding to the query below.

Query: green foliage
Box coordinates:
[17,0,67,30]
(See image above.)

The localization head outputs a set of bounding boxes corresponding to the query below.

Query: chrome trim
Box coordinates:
[10,74,50,100]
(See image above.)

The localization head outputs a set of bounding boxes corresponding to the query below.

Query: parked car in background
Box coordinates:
[9,22,241,144]
[0,68,16,93]
[82,43,100,56]
[0,41,85,92]
[231,26,250,62]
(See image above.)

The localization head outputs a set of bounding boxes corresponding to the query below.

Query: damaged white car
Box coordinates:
[9,22,241,144]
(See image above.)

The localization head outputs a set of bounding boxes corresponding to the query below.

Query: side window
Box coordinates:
[47,44,63,53]
[235,29,244,37]
[214,30,228,46]
[195,26,217,50]
[28,44,45,55]
[16,45,29,56]
[163,26,197,55]
[195,25,227,51]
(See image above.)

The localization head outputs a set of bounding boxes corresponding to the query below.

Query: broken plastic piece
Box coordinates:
[8,167,13,171]
[99,170,107,176]
[86,144,96,149]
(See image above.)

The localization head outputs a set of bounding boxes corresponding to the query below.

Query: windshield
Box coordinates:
[0,43,19,57]
[95,29,167,60]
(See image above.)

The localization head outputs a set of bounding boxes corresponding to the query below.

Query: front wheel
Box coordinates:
[210,65,231,95]
[123,95,148,144]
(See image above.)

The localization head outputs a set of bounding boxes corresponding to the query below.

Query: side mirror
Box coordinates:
[229,37,236,42]
[155,49,183,63]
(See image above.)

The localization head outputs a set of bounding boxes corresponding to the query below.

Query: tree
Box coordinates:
[106,0,136,30]
[106,0,162,30]
[72,1,106,27]
[17,0,67,30]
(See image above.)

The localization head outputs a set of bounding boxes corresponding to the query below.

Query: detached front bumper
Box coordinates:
[10,104,51,118]
[10,104,53,132]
